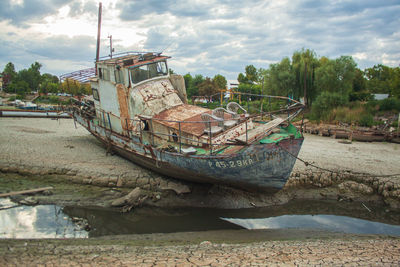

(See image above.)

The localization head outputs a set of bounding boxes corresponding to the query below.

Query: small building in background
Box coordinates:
[227,80,239,90]
[373,94,389,100]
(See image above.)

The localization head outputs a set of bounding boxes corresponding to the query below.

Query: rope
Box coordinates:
[275,142,400,178]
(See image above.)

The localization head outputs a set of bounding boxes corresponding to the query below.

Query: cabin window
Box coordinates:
[99,68,110,81]
[114,69,124,84]
[130,61,168,84]
[92,88,100,101]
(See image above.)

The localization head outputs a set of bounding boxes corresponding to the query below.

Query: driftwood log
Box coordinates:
[0,187,53,198]
[111,187,142,207]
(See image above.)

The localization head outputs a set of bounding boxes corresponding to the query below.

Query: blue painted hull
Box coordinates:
[74,114,303,192]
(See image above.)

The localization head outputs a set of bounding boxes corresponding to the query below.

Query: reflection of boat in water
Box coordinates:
[70,51,304,192]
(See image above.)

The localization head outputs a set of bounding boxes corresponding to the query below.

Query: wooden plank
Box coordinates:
[235,118,284,144]
[0,187,54,198]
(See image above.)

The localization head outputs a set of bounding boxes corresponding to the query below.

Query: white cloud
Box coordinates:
[0,0,399,78]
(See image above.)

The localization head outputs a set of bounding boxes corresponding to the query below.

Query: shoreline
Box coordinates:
[1,117,399,209]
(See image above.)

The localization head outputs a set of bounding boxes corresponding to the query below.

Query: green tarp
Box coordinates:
[259,123,302,144]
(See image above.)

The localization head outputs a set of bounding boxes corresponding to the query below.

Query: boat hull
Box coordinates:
[74,114,303,192]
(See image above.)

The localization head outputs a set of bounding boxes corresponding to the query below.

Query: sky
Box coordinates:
[0,0,399,81]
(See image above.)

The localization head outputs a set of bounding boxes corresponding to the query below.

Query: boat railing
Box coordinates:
[97,51,161,61]
[192,91,304,117]
[82,101,303,155]
[72,93,304,155]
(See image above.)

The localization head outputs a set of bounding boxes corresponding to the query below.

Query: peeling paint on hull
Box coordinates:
[74,113,303,192]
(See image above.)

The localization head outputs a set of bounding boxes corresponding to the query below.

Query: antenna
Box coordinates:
[160,41,175,54]
[108,35,114,58]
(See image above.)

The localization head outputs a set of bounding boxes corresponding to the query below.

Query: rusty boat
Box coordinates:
[70,51,305,192]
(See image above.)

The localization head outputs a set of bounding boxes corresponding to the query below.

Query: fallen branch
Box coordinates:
[0,187,53,198]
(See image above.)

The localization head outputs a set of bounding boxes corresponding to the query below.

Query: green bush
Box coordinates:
[349,91,373,102]
[311,92,348,121]
[379,98,400,112]
[366,98,400,113]
[358,113,374,127]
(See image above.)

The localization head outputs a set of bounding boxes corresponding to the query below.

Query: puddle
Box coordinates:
[222,215,400,236]
[1,198,400,239]
[0,198,87,239]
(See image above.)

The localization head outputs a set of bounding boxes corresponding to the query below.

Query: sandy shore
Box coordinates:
[1,117,400,209]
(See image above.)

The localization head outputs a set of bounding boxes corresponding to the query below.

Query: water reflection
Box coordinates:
[0,198,87,239]
[222,215,400,236]
[1,198,400,238]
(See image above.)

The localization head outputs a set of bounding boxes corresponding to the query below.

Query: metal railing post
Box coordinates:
[209,121,212,155]
[125,118,129,137]
[178,121,182,153]
[150,119,154,146]
[107,112,112,131]
[139,120,143,144]
[245,119,248,143]
[102,111,106,127]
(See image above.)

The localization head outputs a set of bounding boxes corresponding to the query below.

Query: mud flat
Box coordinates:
[1,232,399,266]
[0,117,400,209]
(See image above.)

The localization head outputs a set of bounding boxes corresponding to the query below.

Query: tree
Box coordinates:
[352,68,366,92]
[292,48,319,106]
[40,73,60,94]
[245,65,258,83]
[237,73,248,84]
[2,62,17,88]
[183,73,193,92]
[314,56,356,97]
[212,74,227,90]
[349,68,370,101]
[198,77,219,97]
[266,57,295,97]
[364,64,395,95]
[190,74,205,96]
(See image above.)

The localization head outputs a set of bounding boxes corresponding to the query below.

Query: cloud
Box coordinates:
[1,0,399,80]
[0,20,96,75]
[0,0,73,26]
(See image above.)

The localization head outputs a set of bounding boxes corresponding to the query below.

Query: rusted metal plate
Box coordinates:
[153,104,211,137]
[130,78,183,118]
[116,83,131,131]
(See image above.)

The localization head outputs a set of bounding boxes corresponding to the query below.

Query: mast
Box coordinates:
[95,2,102,73]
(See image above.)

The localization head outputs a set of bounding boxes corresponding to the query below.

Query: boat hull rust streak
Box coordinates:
[75,114,303,192]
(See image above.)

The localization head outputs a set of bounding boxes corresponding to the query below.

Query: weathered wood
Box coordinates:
[235,117,284,144]
[0,187,53,198]
[111,187,142,207]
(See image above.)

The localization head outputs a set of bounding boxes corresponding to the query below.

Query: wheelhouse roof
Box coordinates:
[96,52,170,69]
